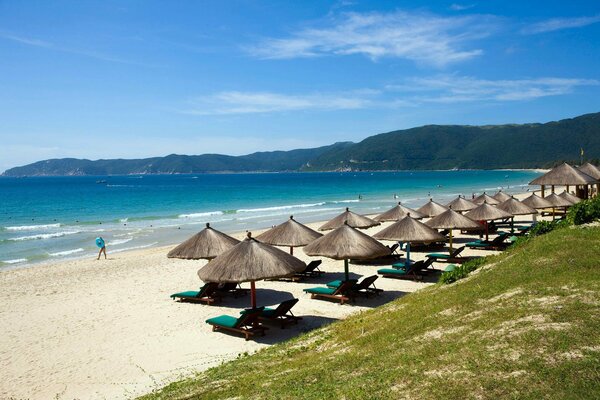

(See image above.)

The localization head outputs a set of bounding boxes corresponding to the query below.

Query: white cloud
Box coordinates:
[522,15,600,34]
[449,4,475,11]
[388,76,600,103]
[181,90,377,115]
[248,10,495,67]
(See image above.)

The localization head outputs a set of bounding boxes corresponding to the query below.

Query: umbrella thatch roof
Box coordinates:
[559,191,582,204]
[578,163,600,180]
[530,162,597,185]
[465,202,513,221]
[473,193,500,205]
[304,223,390,260]
[197,233,306,282]
[374,216,445,243]
[416,199,448,218]
[167,223,240,260]
[521,193,553,209]
[375,202,425,221]
[496,197,538,216]
[544,193,573,207]
[493,190,512,203]
[446,196,477,212]
[426,208,481,230]
[319,207,380,231]
[255,215,322,247]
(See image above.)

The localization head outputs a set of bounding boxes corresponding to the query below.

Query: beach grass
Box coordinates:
[140,225,600,400]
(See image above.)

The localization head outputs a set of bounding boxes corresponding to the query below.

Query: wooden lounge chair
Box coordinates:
[170,282,221,304]
[467,232,511,250]
[216,282,249,298]
[387,243,401,255]
[410,258,436,273]
[206,307,267,341]
[303,280,355,304]
[377,262,423,281]
[253,298,302,328]
[326,275,383,297]
[426,246,469,263]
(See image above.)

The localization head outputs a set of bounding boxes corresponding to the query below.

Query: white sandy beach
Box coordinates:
[0,201,541,399]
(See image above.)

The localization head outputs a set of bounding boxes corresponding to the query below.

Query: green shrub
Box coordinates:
[566,196,600,225]
[439,257,486,284]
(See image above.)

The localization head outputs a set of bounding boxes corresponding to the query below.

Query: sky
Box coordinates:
[1,0,600,172]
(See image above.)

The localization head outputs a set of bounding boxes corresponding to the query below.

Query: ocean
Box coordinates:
[0,170,541,268]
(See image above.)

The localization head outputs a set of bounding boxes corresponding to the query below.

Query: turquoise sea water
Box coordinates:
[0,170,540,268]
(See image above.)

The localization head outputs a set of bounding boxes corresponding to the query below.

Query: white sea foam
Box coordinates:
[2,258,28,264]
[9,231,80,241]
[5,223,61,231]
[237,202,326,213]
[329,199,360,204]
[111,242,159,254]
[120,218,129,223]
[49,248,84,257]
[108,238,133,246]
[179,211,224,219]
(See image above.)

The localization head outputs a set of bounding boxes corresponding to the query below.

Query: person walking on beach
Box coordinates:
[96,237,107,260]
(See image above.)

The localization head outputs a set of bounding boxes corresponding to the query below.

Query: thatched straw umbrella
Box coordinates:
[559,191,581,204]
[255,215,322,255]
[426,208,481,253]
[465,202,512,241]
[304,223,390,281]
[375,202,425,222]
[530,162,596,198]
[198,232,306,308]
[473,192,500,205]
[319,207,380,231]
[493,190,512,203]
[522,193,553,209]
[579,163,600,196]
[543,193,574,220]
[416,199,448,218]
[496,196,538,232]
[446,196,477,212]
[167,223,240,260]
[374,215,444,266]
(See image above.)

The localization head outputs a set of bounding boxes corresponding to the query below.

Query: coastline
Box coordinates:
[0,190,543,399]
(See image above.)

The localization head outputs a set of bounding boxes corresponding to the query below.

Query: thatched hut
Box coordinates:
[255,216,322,254]
[167,223,240,260]
[319,207,380,231]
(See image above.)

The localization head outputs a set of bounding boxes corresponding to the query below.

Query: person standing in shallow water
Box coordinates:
[96,237,107,260]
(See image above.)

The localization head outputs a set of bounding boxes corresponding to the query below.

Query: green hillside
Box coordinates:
[140,225,600,400]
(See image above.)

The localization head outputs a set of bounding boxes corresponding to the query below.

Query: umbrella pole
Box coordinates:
[448,230,453,254]
[290,246,293,255]
[344,259,349,281]
[552,207,555,221]
[250,281,257,309]
[406,242,411,268]
[485,221,489,242]
[511,217,514,234]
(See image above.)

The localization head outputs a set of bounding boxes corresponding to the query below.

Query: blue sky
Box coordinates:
[1,0,600,172]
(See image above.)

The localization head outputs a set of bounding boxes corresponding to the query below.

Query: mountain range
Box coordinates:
[3,112,600,176]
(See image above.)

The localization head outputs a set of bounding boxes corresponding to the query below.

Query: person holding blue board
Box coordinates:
[96,237,107,260]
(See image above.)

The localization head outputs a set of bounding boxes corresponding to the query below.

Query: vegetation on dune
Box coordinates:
[140,223,600,400]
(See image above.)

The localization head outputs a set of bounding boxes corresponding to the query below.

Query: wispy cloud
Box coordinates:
[181,90,378,115]
[449,4,475,11]
[388,76,600,102]
[522,15,600,34]
[0,31,146,65]
[248,10,496,67]
[182,76,598,115]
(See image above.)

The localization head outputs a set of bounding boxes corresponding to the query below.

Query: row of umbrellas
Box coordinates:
[168,188,582,308]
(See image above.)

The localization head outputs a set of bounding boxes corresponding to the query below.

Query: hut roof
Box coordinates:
[425,208,481,230]
[473,193,500,205]
[304,223,390,260]
[255,216,322,247]
[544,193,574,207]
[445,196,477,212]
[530,162,597,185]
[464,202,513,221]
[416,199,448,218]
[493,190,512,203]
[578,163,600,180]
[374,202,425,221]
[197,233,306,282]
[374,216,445,243]
[521,193,553,209]
[319,208,380,231]
[558,191,582,204]
[167,223,240,260]
[496,197,538,216]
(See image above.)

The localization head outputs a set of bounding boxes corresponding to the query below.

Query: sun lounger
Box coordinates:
[216,282,249,297]
[326,275,383,297]
[170,282,221,304]
[206,307,267,341]
[377,262,423,281]
[467,232,511,250]
[426,246,466,263]
[303,280,355,304]
[250,298,302,328]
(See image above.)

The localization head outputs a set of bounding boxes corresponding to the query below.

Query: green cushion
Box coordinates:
[326,279,343,288]
[304,287,337,295]
[391,262,408,269]
[170,290,200,298]
[378,268,407,275]
[262,309,277,317]
[444,264,457,272]
[426,253,450,259]
[467,241,488,247]
[206,315,239,328]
